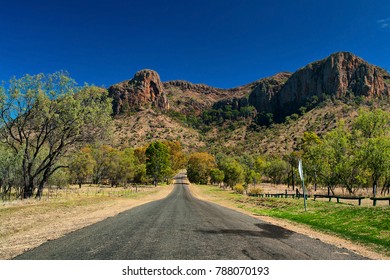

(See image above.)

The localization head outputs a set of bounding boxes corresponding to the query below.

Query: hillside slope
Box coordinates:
[112,109,205,151]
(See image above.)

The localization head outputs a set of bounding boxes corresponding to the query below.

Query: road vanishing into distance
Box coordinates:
[15,173,367,260]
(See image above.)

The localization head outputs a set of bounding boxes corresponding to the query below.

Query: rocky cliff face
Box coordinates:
[248,72,292,114]
[279,52,389,101]
[248,52,390,122]
[108,69,169,114]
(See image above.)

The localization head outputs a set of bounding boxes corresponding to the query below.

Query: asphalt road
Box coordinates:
[15,174,367,260]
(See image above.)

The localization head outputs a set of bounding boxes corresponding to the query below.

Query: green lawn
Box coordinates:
[198,185,390,257]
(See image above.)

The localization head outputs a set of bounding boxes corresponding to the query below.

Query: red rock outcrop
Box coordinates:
[108,69,169,114]
[278,52,389,104]
[248,52,390,122]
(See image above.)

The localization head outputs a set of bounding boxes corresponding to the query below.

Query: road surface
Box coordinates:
[15,174,367,260]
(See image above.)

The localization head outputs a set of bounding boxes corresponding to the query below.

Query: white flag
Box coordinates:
[298,159,304,181]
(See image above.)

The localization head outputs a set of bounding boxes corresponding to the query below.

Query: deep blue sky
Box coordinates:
[1,0,389,88]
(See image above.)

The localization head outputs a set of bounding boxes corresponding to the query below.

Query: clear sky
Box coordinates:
[0,0,389,88]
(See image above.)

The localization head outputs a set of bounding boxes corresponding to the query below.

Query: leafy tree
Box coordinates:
[240,106,257,119]
[163,141,187,172]
[318,123,351,194]
[359,136,390,196]
[0,143,23,200]
[210,168,224,186]
[255,156,267,176]
[299,110,390,195]
[145,141,171,186]
[133,164,147,184]
[105,148,121,187]
[102,148,136,187]
[244,169,261,191]
[256,112,274,126]
[283,151,301,190]
[239,154,261,190]
[300,131,321,152]
[353,109,389,138]
[219,157,244,188]
[134,145,147,164]
[47,167,70,189]
[301,132,322,190]
[119,148,138,184]
[310,122,363,194]
[187,152,216,184]
[129,147,148,184]
[0,72,112,198]
[69,147,95,188]
[353,109,390,196]
[90,145,114,184]
[265,158,289,185]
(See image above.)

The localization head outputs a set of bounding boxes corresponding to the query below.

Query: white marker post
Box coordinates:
[298,159,307,211]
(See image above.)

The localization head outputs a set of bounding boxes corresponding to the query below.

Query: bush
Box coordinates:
[233,184,245,194]
[248,187,263,195]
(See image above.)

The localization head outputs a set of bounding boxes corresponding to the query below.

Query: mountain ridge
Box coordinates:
[108,52,389,122]
[108,52,390,154]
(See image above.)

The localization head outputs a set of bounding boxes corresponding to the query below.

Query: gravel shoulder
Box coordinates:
[188,183,388,260]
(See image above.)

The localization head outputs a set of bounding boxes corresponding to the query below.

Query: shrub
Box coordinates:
[248,187,263,195]
[233,184,245,194]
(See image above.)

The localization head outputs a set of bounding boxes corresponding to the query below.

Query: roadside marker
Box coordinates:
[298,159,307,211]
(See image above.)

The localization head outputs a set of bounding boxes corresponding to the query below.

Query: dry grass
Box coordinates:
[0,184,173,259]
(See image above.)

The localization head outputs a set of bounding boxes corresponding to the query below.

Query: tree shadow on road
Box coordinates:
[196,223,294,239]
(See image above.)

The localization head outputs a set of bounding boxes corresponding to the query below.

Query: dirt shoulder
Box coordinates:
[0,185,173,260]
[189,183,388,260]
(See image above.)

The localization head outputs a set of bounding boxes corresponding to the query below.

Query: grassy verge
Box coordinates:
[196,184,390,257]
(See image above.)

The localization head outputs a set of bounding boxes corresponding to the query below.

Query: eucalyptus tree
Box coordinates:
[146,141,171,186]
[218,156,245,188]
[187,152,216,185]
[0,72,112,198]
[353,109,390,196]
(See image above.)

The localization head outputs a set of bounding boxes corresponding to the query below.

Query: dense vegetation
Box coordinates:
[187,109,390,197]
[201,98,256,126]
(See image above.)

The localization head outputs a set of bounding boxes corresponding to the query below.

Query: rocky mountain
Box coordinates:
[108,69,169,114]
[109,52,389,123]
[109,52,390,154]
